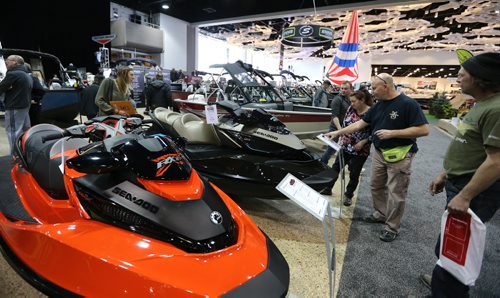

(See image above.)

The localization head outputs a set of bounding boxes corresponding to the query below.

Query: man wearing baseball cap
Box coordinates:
[422,52,500,296]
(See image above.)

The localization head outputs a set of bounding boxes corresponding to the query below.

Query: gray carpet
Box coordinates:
[337,125,500,297]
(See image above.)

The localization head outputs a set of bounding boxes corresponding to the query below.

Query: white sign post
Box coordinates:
[317,134,346,218]
[276,173,337,298]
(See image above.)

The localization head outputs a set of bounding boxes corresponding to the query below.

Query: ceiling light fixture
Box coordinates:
[162,4,169,9]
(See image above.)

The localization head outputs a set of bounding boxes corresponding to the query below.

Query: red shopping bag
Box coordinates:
[437,209,486,286]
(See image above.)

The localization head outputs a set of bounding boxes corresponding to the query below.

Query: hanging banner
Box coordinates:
[327,11,360,85]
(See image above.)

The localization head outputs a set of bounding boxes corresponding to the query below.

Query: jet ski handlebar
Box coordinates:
[41,124,89,143]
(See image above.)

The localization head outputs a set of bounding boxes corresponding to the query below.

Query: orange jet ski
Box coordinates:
[0,123,289,297]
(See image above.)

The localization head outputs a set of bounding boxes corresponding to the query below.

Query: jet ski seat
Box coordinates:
[22,124,88,200]
[172,113,221,146]
[154,107,182,126]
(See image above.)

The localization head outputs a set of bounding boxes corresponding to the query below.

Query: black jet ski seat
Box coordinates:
[21,124,88,200]
[155,108,221,146]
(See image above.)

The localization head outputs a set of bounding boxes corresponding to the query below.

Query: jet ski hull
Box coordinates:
[184,145,332,199]
[0,151,289,296]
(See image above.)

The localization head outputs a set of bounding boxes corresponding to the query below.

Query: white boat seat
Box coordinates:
[154,107,182,126]
[172,113,221,145]
[187,94,206,102]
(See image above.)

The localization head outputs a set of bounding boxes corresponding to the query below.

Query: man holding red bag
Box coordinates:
[424,52,500,297]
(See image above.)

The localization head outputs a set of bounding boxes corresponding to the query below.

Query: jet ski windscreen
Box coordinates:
[117,136,192,180]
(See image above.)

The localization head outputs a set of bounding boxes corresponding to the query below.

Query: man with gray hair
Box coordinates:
[326,73,429,242]
[0,55,33,155]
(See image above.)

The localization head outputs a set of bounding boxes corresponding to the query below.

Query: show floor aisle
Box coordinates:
[336,125,500,297]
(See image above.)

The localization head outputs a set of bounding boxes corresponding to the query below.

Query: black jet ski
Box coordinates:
[149,101,333,199]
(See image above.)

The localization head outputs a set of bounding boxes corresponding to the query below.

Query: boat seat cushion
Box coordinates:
[172,113,221,145]
[154,107,182,126]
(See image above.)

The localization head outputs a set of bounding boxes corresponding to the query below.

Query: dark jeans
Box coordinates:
[320,129,338,164]
[327,150,368,196]
[431,176,500,297]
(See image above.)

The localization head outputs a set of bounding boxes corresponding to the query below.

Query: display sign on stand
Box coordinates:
[276,173,337,297]
[317,133,345,218]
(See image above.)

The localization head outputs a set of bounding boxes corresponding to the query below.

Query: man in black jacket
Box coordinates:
[80,74,104,120]
[144,73,172,111]
[0,55,33,155]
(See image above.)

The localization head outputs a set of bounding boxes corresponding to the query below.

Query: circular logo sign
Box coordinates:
[299,25,314,37]
[210,211,223,225]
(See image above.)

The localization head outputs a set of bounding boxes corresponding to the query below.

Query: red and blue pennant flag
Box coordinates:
[327,10,359,85]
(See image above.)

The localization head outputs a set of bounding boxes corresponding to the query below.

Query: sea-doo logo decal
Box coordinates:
[210,211,223,225]
[112,187,159,214]
[152,153,184,177]
[255,131,279,141]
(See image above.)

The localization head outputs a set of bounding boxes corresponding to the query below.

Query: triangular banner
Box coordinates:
[327,11,360,85]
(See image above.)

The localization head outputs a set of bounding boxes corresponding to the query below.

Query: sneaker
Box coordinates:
[343,193,353,206]
[322,188,333,195]
[379,230,398,242]
[419,274,432,290]
[363,214,384,223]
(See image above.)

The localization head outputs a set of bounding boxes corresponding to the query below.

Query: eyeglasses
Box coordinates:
[375,75,388,85]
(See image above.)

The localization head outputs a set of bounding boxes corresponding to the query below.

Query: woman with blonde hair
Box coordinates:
[95,67,134,116]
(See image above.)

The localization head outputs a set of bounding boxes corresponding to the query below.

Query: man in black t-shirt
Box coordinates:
[326,73,429,242]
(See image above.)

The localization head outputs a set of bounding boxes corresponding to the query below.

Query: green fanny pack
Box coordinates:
[380,144,413,163]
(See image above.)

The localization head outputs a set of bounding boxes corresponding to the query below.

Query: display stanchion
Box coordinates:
[276,173,336,298]
[317,133,344,218]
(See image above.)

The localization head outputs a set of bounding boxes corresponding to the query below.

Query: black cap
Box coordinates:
[462,52,500,82]
[323,80,332,86]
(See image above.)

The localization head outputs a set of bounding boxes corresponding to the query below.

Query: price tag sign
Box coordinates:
[276,173,328,220]
[317,134,341,151]
[205,105,219,124]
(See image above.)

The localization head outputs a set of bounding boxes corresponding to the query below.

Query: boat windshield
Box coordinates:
[227,85,282,104]
[211,61,284,105]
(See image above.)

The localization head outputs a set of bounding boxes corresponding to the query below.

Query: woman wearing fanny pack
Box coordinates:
[326,73,429,242]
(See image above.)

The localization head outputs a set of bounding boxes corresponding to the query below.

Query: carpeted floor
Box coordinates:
[337,125,500,297]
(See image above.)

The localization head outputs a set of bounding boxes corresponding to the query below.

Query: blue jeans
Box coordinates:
[431,176,500,297]
[5,107,31,155]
